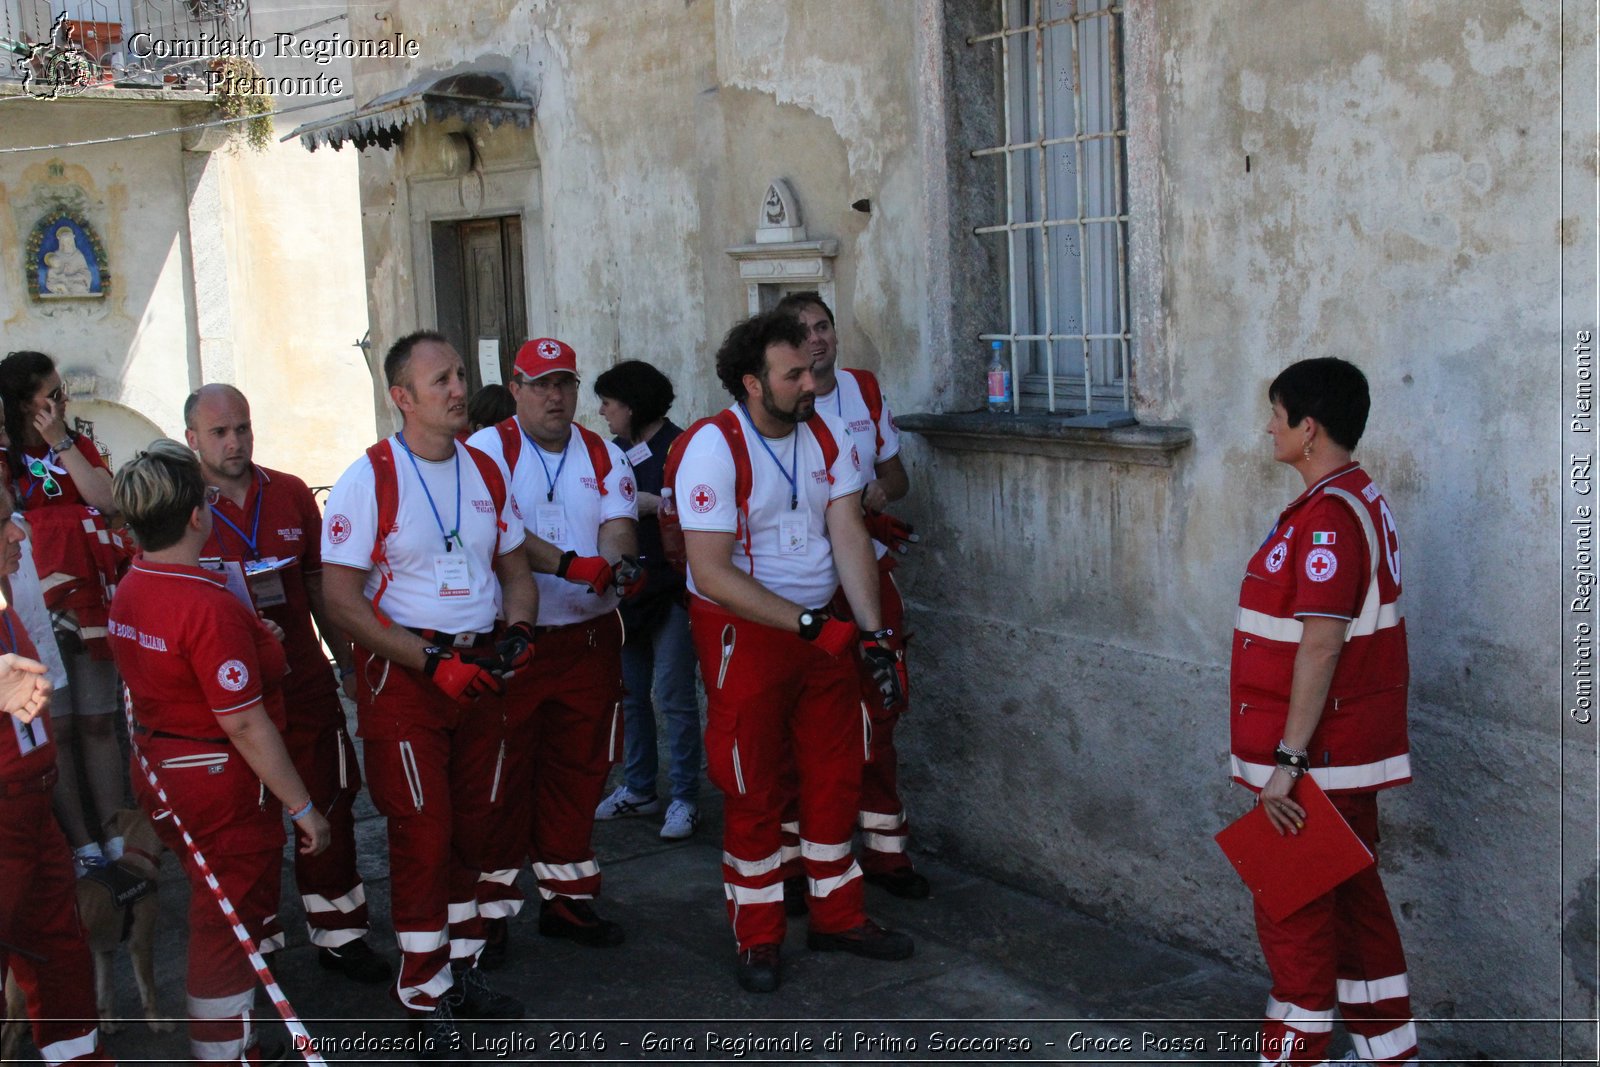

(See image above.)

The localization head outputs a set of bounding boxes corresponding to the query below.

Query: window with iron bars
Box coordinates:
[1,0,252,89]
[972,0,1130,415]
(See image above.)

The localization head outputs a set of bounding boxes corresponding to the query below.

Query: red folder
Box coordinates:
[1214,776,1375,921]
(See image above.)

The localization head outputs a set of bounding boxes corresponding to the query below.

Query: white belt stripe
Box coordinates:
[724,882,784,905]
[302,884,367,914]
[1233,754,1411,791]
[800,838,852,862]
[859,810,906,831]
[397,966,456,1009]
[1265,995,1335,1033]
[532,859,600,882]
[396,928,449,953]
[38,1028,99,1063]
[188,988,255,1019]
[476,867,521,887]
[722,850,783,878]
[1352,1021,1417,1062]
[808,863,862,900]
[862,831,908,853]
[1338,972,1409,1005]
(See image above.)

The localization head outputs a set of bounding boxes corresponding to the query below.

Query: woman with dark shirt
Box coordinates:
[591,360,702,840]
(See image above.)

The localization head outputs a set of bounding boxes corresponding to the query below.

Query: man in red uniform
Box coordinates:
[321,331,537,1056]
[184,384,390,984]
[776,290,925,899]
[1231,358,1415,1066]
[467,338,638,961]
[0,480,112,1066]
[675,310,911,994]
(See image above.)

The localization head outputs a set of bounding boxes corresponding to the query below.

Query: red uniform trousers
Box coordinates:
[356,647,503,1011]
[132,735,283,1065]
[1254,790,1416,1066]
[0,784,111,1066]
[692,597,868,952]
[478,613,622,919]
[779,564,913,878]
[281,694,369,948]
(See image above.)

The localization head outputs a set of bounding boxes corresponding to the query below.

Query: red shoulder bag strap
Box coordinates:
[365,440,399,627]
[803,414,841,486]
[842,367,886,454]
[575,425,612,495]
[494,418,523,476]
[664,412,755,563]
[462,442,510,556]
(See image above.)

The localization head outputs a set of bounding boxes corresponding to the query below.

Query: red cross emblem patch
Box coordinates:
[217,659,250,692]
[620,475,636,503]
[1305,547,1337,583]
[538,340,562,360]
[328,514,351,544]
[689,484,716,514]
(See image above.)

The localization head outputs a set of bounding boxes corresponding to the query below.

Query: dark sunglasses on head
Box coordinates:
[43,385,64,404]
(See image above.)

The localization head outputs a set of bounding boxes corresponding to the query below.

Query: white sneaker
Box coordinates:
[594,785,661,820]
[660,800,699,840]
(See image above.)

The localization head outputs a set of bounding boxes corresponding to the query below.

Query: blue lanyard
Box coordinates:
[739,403,799,510]
[209,471,264,559]
[526,427,569,503]
[0,612,15,655]
[395,432,461,552]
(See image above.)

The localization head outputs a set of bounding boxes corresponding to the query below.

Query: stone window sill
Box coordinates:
[894,411,1194,468]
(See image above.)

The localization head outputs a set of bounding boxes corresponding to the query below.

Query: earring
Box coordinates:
[1302,440,1313,461]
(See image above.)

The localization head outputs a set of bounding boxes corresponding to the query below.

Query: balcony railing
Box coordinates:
[1,0,252,93]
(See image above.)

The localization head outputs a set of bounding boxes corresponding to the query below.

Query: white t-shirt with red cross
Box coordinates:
[320,435,525,633]
[676,406,865,610]
[467,421,638,626]
[813,367,901,560]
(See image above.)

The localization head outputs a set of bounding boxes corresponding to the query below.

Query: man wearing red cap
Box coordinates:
[467,337,639,962]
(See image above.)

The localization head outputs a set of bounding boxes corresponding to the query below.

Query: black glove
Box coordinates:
[613,555,646,598]
[858,630,907,709]
[493,621,536,677]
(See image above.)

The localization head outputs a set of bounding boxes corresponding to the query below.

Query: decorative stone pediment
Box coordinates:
[726,178,838,314]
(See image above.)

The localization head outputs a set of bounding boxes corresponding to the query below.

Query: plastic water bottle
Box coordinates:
[659,487,687,571]
[986,341,1012,413]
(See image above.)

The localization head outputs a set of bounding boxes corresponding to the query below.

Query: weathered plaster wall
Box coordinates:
[0,94,372,483]
[349,0,923,437]
[900,0,1588,1057]
[342,0,1586,1057]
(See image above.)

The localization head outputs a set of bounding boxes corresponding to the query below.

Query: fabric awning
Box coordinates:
[285,70,534,151]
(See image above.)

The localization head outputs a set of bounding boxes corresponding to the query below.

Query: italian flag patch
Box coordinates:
[1311,531,1336,545]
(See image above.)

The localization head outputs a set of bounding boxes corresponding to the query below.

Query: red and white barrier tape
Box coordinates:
[123,687,326,1066]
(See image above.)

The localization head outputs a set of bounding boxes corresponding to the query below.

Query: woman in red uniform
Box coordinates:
[107,440,328,1065]
[0,479,112,1065]
[0,350,124,872]
[1230,358,1415,1066]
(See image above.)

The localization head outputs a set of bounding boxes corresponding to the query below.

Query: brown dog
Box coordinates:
[2,807,174,1057]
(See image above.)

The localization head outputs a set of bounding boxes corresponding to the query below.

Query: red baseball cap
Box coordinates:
[513,337,579,382]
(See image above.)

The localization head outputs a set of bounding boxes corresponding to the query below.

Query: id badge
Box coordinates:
[778,515,808,555]
[12,713,46,755]
[434,553,471,598]
[535,504,568,545]
[245,561,288,608]
[625,442,652,467]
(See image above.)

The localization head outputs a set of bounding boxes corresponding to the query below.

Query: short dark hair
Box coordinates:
[714,312,807,402]
[592,360,675,439]
[774,289,834,325]
[1269,357,1371,451]
[0,351,55,482]
[468,384,515,432]
[384,330,450,389]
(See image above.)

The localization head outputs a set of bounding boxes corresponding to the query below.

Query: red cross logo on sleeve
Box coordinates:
[689,484,716,514]
[328,514,351,545]
[1305,547,1337,583]
[225,665,242,685]
[216,659,250,692]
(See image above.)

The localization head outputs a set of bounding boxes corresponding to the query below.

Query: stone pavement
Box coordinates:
[10,779,1290,1066]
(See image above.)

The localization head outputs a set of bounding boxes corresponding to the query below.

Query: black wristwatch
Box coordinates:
[797,610,824,641]
[421,646,449,676]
